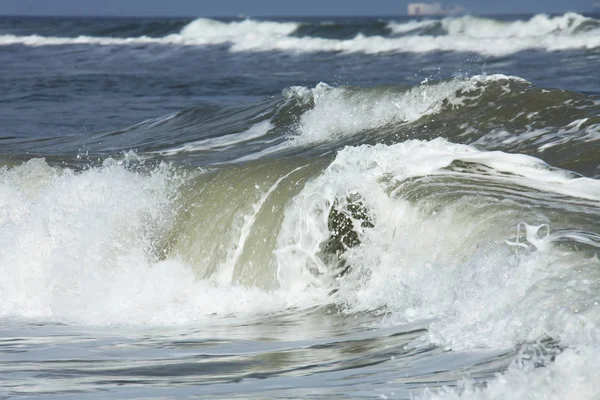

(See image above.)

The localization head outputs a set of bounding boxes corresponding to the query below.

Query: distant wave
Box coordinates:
[1,13,599,57]
[145,74,599,165]
[5,73,598,164]
[388,12,600,37]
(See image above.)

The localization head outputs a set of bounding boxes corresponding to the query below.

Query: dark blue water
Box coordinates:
[2,14,599,157]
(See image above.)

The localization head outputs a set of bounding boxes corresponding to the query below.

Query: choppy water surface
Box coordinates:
[1,12,600,399]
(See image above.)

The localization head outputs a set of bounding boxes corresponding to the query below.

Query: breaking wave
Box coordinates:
[152,74,599,171]
[1,13,599,56]
[1,71,600,397]
[389,12,600,37]
[7,73,599,176]
[2,138,600,397]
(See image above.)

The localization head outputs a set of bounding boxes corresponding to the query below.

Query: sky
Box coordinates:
[0,0,595,17]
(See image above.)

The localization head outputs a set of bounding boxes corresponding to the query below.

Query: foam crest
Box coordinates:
[443,12,600,38]
[0,18,299,47]
[276,138,600,348]
[1,14,598,56]
[0,158,315,325]
[387,19,439,34]
[0,33,166,47]
[277,139,600,398]
[224,22,600,56]
[179,18,299,43]
[286,75,526,145]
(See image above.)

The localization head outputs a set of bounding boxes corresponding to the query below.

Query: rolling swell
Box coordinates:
[9,75,597,175]
[290,20,392,39]
[0,16,189,38]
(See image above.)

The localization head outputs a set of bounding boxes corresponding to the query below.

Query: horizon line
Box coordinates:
[0,10,595,19]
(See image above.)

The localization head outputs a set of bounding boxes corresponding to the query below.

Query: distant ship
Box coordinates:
[407,2,462,16]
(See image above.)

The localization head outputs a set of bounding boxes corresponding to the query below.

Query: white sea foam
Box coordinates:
[179,18,299,43]
[276,137,600,397]
[277,138,600,343]
[230,74,526,162]
[441,12,599,38]
[387,12,599,37]
[285,75,526,145]
[2,139,599,397]
[0,18,298,47]
[226,31,600,56]
[1,13,598,56]
[0,33,164,46]
[418,346,600,400]
[387,19,439,34]
[0,157,318,325]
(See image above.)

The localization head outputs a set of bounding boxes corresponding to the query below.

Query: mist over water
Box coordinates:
[1,11,600,400]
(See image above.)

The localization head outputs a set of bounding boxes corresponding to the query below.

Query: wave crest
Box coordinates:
[386,12,600,37]
[1,13,599,56]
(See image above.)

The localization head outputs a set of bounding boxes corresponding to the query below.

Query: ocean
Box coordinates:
[1,12,600,399]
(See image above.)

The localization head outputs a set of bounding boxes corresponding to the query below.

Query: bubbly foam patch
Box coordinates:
[0,158,318,325]
[277,138,600,345]
[1,13,598,56]
[275,137,600,397]
[3,143,599,396]
[418,346,600,399]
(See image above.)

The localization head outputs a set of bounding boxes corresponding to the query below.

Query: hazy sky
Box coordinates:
[0,0,594,17]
